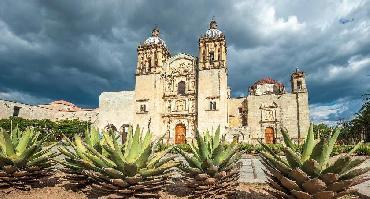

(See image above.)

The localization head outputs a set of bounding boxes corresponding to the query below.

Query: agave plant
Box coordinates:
[0,127,57,189]
[260,124,370,199]
[57,127,102,188]
[176,126,242,198]
[59,125,179,198]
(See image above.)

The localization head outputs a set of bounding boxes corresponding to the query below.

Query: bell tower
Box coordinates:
[199,19,227,70]
[197,19,229,133]
[134,26,170,135]
[290,68,309,144]
[291,68,307,93]
[136,27,170,75]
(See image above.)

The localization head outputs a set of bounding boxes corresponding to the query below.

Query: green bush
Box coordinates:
[0,117,91,142]
[355,143,370,156]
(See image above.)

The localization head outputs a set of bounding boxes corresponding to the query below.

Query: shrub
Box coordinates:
[0,117,91,142]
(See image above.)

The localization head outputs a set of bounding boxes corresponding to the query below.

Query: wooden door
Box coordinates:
[265,127,275,144]
[175,124,186,144]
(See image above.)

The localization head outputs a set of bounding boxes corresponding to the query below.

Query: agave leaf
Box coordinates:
[147,146,173,169]
[301,123,316,162]
[125,125,141,163]
[212,126,221,151]
[30,142,58,160]
[59,146,78,159]
[281,127,295,150]
[27,152,58,166]
[13,144,38,166]
[217,143,239,168]
[74,136,89,161]
[90,128,100,147]
[102,131,114,149]
[321,128,341,167]
[349,141,363,155]
[283,147,302,168]
[0,131,15,156]
[339,167,370,180]
[103,167,126,179]
[310,136,327,166]
[260,151,292,175]
[84,142,115,168]
[154,155,176,168]
[135,142,154,168]
[339,157,367,175]
[11,125,20,147]
[175,147,202,170]
[15,129,33,155]
[139,161,179,177]
[195,130,209,161]
[142,131,153,151]
[84,126,91,146]
[322,155,351,174]
[188,140,201,160]
[178,163,202,174]
[53,159,82,171]
[301,159,321,177]
[258,139,289,166]
[102,144,126,172]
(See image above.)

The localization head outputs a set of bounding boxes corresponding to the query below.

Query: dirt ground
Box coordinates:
[0,172,272,199]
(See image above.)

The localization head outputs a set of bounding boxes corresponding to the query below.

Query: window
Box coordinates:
[178,81,186,95]
[209,101,217,111]
[209,52,214,63]
[297,80,302,90]
[140,104,147,112]
[218,48,221,60]
[13,106,21,117]
[238,107,243,114]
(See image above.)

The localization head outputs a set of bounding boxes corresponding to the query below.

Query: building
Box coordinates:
[98,19,310,144]
[0,19,309,144]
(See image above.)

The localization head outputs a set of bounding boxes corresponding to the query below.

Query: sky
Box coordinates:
[0,0,369,125]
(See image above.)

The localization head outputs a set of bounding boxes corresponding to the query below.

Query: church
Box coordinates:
[98,19,310,144]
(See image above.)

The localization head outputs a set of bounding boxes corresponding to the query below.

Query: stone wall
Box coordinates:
[98,91,135,131]
[228,98,246,128]
[0,99,54,120]
[246,92,309,144]
[0,99,98,125]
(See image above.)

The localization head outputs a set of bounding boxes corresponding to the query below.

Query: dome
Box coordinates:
[249,77,285,96]
[204,19,223,38]
[205,29,223,38]
[143,27,167,47]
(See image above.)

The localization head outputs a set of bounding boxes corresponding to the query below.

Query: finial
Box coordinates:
[295,66,300,72]
[152,25,160,37]
[210,17,218,29]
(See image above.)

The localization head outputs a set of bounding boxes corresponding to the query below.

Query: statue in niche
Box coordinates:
[176,100,185,111]
[263,109,275,121]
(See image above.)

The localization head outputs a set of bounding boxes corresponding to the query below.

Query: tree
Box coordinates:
[339,94,370,144]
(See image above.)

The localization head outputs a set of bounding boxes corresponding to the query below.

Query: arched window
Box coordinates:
[209,101,217,110]
[209,51,215,63]
[297,80,302,89]
[178,81,186,95]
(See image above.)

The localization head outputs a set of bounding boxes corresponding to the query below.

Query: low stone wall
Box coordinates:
[0,99,98,126]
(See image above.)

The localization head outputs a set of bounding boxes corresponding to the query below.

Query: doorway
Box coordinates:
[175,124,186,144]
[265,127,275,144]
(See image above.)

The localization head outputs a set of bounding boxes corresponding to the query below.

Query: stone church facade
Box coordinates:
[98,19,310,144]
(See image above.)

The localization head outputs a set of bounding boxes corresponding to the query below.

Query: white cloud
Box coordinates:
[310,98,362,125]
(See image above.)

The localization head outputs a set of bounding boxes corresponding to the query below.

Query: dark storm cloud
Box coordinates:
[0,0,369,123]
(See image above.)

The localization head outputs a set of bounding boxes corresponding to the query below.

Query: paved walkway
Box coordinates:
[238,155,370,196]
